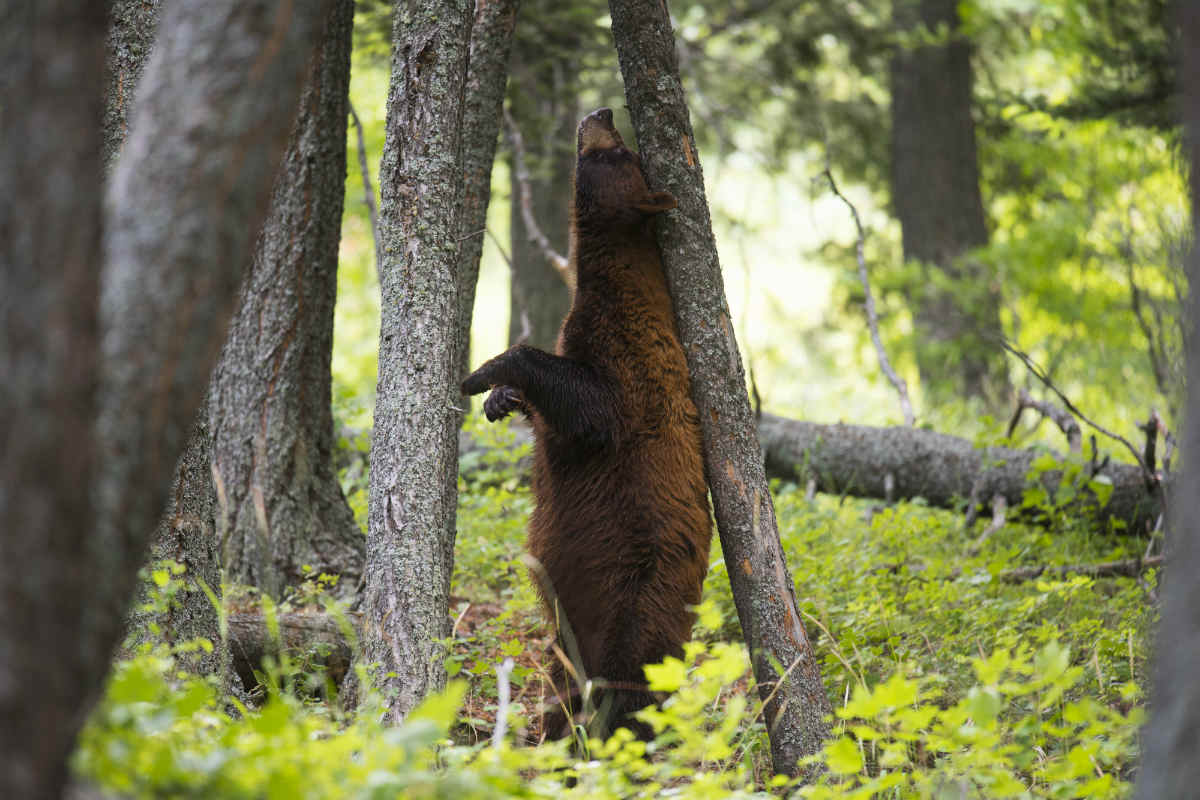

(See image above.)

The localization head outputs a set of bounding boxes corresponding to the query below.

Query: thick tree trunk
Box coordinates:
[759,414,1163,534]
[0,6,108,798]
[363,0,473,723]
[609,0,833,778]
[457,0,521,390]
[211,0,362,599]
[506,45,575,350]
[1135,6,1200,797]
[890,0,1008,405]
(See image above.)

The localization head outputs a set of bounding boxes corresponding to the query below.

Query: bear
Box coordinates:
[462,107,712,742]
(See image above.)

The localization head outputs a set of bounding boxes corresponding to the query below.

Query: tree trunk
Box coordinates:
[1134,5,1200,796]
[506,45,575,350]
[457,0,521,391]
[609,0,833,778]
[363,0,473,723]
[890,0,1008,405]
[211,0,362,600]
[759,413,1162,534]
[0,5,108,798]
[103,0,163,169]
[104,0,224,680]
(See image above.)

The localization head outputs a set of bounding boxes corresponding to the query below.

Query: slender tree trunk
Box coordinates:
[506,47,575,350]
[890,0,1008,406]
[1135,6,1200,796]
[608,0,832,778]
[0,5,107,797]
[104,0,224,679]
[363,0,473,722]
[211,0,362,600]
[457,0,521,389]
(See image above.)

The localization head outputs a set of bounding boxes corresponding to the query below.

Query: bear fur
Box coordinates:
[462,108,711,740]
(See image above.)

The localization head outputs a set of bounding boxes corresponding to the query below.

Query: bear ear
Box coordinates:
[634,191,677,214]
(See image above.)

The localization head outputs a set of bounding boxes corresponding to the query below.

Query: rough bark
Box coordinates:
[759,413,1163,534]
[890,0,1008,405]
[211,0,362,599]
[125,411,223,677]
[506,42,575,350]
[457,0,521,390]
[1135,5,1200,796]
[608,0,833,778]
[363,0,473,722]
[103,0,163,169]
[0,5,108,797]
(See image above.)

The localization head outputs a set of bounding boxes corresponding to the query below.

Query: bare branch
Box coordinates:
[997,555,1164,584]
[502,106,572,289]
[348,100,381,283]
[1007,388,1082,453]
[820,165,915,426]
[1000,339,1155,484]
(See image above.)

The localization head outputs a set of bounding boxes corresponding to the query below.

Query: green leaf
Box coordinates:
[824,736,864,775]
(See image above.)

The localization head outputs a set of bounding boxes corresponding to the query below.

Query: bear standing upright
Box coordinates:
[462,108,712,740]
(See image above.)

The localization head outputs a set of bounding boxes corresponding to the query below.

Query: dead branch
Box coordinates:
[348,100,381,283]
[227,609,357,692]
[485,227,531,343]
[502,106,572,290]
[820,165,915,426]
[967,494,1007,556]
[1000,339,1155,485]
[1007,388,1082,453]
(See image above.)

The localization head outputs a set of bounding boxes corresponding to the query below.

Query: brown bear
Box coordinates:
[462,108,711,741]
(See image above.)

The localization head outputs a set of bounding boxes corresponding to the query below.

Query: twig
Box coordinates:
[999,339,1154,484]
[967,494,1007,556]
[1006,388,1082,453]
[348,101,381,283]
[485,227,531,344]
[502,106,571,288]
[820,165,915,426]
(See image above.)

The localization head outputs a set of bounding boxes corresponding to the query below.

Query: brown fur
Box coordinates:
[462,108,711,740]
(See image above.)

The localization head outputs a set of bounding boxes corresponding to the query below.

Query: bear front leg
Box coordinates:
[462,345,623,447]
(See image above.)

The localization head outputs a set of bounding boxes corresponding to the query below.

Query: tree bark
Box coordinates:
[363,0,473,723]
[890,0,1008,405]
[759,413,1162,534]
[609,0,833,778]
[103,0,163,169]
[506,36,575,351]
[1135,5,1200,796]
[211,0,362,599]
[0,5,108,798]
[457,0,521,391]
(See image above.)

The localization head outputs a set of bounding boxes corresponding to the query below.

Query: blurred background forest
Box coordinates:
[337,0,1185,437]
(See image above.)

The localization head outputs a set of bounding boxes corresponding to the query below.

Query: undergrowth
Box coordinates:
[74,417,1155,798]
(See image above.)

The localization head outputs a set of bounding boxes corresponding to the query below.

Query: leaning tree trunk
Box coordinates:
[506,41,575,350]
[0,5,108,798]
[609,0,832,779]
[456,0,521,392]
[210,0,362,600]
[891,0,1008,406]
[1135,5,1200,797]
[363,0,473,722]
[104,0,223,678]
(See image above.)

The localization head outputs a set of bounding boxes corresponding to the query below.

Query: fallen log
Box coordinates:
[226,610,358,693]
[757,413,1162,535]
